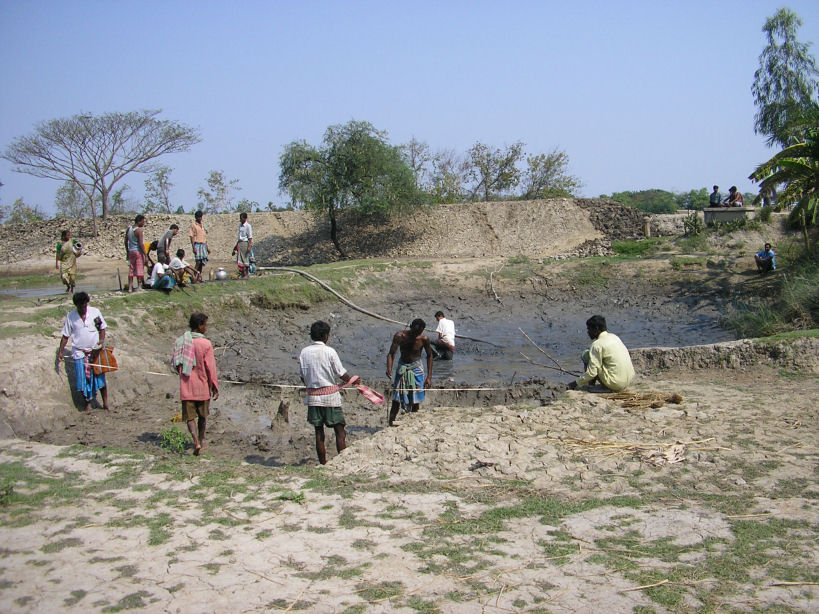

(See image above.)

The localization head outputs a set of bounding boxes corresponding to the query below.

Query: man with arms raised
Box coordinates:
[568,315,635,393]
[386,319,433,426]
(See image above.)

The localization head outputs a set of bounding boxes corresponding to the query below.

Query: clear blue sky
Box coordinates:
[2,0,818,214]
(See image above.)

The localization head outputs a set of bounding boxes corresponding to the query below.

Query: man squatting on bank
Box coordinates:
[386,319,434,427]
[567,315,635,393]
[298,321,355,464]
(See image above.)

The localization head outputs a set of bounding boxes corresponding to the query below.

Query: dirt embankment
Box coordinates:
[0,198,650,270]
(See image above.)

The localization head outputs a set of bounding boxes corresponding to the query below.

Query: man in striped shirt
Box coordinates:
[298,321,352,464]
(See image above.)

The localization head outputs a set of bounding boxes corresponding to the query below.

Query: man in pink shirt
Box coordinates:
[172,313,219,455]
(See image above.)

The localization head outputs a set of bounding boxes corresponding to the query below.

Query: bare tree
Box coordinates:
[2,110,200,234]
[197,170,241,213]
[466,141,525,201]
[400,137,432,189]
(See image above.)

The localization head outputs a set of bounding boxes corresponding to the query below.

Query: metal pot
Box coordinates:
[214,267,228,281]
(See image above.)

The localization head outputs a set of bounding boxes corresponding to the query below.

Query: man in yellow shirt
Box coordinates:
[568,315,635,392]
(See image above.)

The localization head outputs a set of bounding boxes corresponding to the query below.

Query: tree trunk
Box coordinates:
[88,195,99,237]
[328,207,347,258]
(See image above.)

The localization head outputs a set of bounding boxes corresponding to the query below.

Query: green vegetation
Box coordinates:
[158,427,189,454]
[729,244,819,336]
[611,238,664,258]
[603,188,710,213]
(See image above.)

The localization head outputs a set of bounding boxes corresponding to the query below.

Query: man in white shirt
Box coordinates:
[432,311,455,360]
[298,320,352,464]
[232,212,253,278]
[148,256,175,292]
[57,292,109,411]
[168,249,202,285]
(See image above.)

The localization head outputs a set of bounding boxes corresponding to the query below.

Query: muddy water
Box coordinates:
[200,285,735,466]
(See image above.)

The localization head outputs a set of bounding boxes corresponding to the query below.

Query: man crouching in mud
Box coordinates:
[386,319,433,426]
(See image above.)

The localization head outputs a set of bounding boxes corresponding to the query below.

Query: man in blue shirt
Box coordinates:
[754,243,776,273]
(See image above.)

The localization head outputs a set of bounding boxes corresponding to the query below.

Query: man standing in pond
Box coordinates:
[432,310,455,360]
[56,292,109,411]
[386,319,433,426]
[568,315,634,393]
[172,313,219,456]
[189,211,209,276]
[298,320,352,464]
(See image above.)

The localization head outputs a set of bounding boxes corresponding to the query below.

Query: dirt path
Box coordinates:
[1,363,816,613]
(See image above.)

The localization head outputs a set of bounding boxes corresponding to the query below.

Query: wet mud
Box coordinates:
[30,278,739,467]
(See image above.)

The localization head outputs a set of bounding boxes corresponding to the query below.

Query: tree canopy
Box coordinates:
[750,109,819,248]
[279,120,421,256]
[2,110,200,234]
[752,8,819,147]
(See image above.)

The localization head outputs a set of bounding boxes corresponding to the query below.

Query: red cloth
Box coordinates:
[128,250,144,278]
[179,337,219,401]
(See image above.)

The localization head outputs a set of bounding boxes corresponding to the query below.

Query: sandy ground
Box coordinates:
[0,213,816,613]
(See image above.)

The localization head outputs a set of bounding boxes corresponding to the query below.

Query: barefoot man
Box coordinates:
[57,292,109,411]
[386,319,433,426]
[172,313,219,456]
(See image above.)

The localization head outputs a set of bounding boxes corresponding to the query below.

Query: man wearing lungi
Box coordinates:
[232,212,253,278]
[189,210,210,275]
[56,292,109,411]
[386,318,433,426]
[298,321,352,464]
[124,214,147,292]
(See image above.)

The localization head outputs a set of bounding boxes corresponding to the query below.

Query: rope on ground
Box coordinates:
[145,371,518,392]
[256,266,498,346]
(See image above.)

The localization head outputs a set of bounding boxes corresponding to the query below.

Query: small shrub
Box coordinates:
[507,254,530,265]
[158,427,190,454]
[0,478,13,506]
[758,206,773,224]
[683,212,703,236]
[611,238,662,258]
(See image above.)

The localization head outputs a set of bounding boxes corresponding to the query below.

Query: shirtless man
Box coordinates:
[386,319,433,426]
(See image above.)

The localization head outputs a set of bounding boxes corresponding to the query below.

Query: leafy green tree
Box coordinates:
[429,149,467,203]
[520,149,581,199]
[465,141,524,201]
[109,184,138,215]
[279,120,420,256]
[752,8,819,147]
[675,188,709,210]
[606,189,678,214]
[1,110,200,235]
[144,166,175,213]
[236,198,257,213]
[750,116,819,248]
[0,197,45,224]
[197,170,241,213]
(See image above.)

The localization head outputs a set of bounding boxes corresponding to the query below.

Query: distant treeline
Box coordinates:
[601,188,757,214]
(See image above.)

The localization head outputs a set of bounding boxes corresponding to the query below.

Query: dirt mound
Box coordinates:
[0,198,648,269]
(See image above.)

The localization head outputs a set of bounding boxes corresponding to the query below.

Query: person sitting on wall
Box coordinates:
[709,185,722,208]
[754,243,777,274]
[724,186,744,207]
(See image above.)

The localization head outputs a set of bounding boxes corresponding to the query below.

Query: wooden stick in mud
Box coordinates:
[256,266,498,346]
[519,327,574,374]
[116,268,122,292]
